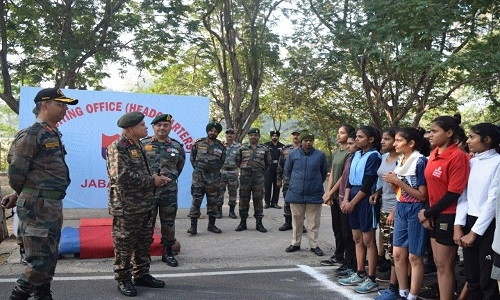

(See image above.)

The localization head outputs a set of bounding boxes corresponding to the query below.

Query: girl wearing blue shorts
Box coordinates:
[383,127,429,300]
[339,126,382,294]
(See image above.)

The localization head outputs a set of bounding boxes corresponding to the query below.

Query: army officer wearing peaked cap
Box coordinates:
[7,88,77,300]
[235,127,272,233]
[141,113,185,267]
[106,111,170,297]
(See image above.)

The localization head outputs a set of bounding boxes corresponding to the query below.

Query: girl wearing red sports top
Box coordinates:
[418,115,470,300]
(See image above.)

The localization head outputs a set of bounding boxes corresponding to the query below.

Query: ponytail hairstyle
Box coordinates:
[470,123,500,154]
[431,114,465,147]
[396,127,430,156]
[358,125,381,151]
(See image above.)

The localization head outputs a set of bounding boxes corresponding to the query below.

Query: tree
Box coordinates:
[0,0,185,114]
[300,0,500,128]
[148,0,285,142]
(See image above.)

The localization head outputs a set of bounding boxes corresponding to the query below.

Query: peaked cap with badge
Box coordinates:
[248,128,260,135]
[34,88,78,105]
[151,114,173,125]
[117,112,145,128]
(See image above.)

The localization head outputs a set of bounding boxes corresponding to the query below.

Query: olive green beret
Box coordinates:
[117,112,145,128]
[206,122,222,133]
[248,128,260,135]
[300,131,314,141]
[151,114,173,125]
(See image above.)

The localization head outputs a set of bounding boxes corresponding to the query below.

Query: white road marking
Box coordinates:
[298,265,373,299]
[0,264,376,299]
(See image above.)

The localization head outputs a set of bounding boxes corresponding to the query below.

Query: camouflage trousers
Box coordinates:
[282,180,291,216]
[218,170,239,207]
[238,170,264,218]
[151,185,178,247]
[188,170,220,218]
[112,211,153,281]
[15,194,63,291]
[379,212,394,262]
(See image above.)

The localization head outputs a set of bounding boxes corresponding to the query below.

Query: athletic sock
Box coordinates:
[399,289,409,298]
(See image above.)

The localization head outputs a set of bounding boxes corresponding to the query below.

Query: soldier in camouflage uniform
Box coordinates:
[3,107,41,266]
[7,88,78,300]
[187,122,226,235]
[217,128,240,219]
[235,128,272,233]
[107,112,170,297]
[277,130,301,231]
[141,113,185,267]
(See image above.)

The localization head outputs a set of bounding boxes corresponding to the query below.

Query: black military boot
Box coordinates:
[34,283,52,300]
[187,217,198,235]
[162,245,178,267]
[279,215,292,231]
[9,287,31,300]
[19,245,27,265]
[216,205,223,219]
[117,280,137,297]
[207,216,222,233]
[235,218,247,231]
[228,205,237,219]
[256,218,267,233]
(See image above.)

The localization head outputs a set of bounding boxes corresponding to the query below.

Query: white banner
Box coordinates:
[19,87,210,209]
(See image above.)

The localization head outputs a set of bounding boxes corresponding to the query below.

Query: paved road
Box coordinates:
[0,205,382,299]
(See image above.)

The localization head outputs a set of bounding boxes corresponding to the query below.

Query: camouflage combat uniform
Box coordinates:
[141,136,185,248]
[235,143,272,219]
[218,141,240,209]
[188,138,226,218]
[107,134,156,282]
[277,144,296,217]
[8,121,70,295]
[7,129,29,264]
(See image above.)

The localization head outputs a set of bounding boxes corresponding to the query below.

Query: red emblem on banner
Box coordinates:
[102,134,120,159]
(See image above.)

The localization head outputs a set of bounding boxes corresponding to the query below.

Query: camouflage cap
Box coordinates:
[248,128,260,135]
[117,111,145,128]
[270,130,280,137]
[206,122,222,133]
[34,88,78,105]
[151,114,173,125]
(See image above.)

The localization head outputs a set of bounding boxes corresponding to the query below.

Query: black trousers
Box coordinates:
[462,215,500,300]
[264,164,280,205]
[341,210,356,269]
[330,199,345,259]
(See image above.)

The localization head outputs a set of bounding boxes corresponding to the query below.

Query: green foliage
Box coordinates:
[285,0,500,134]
